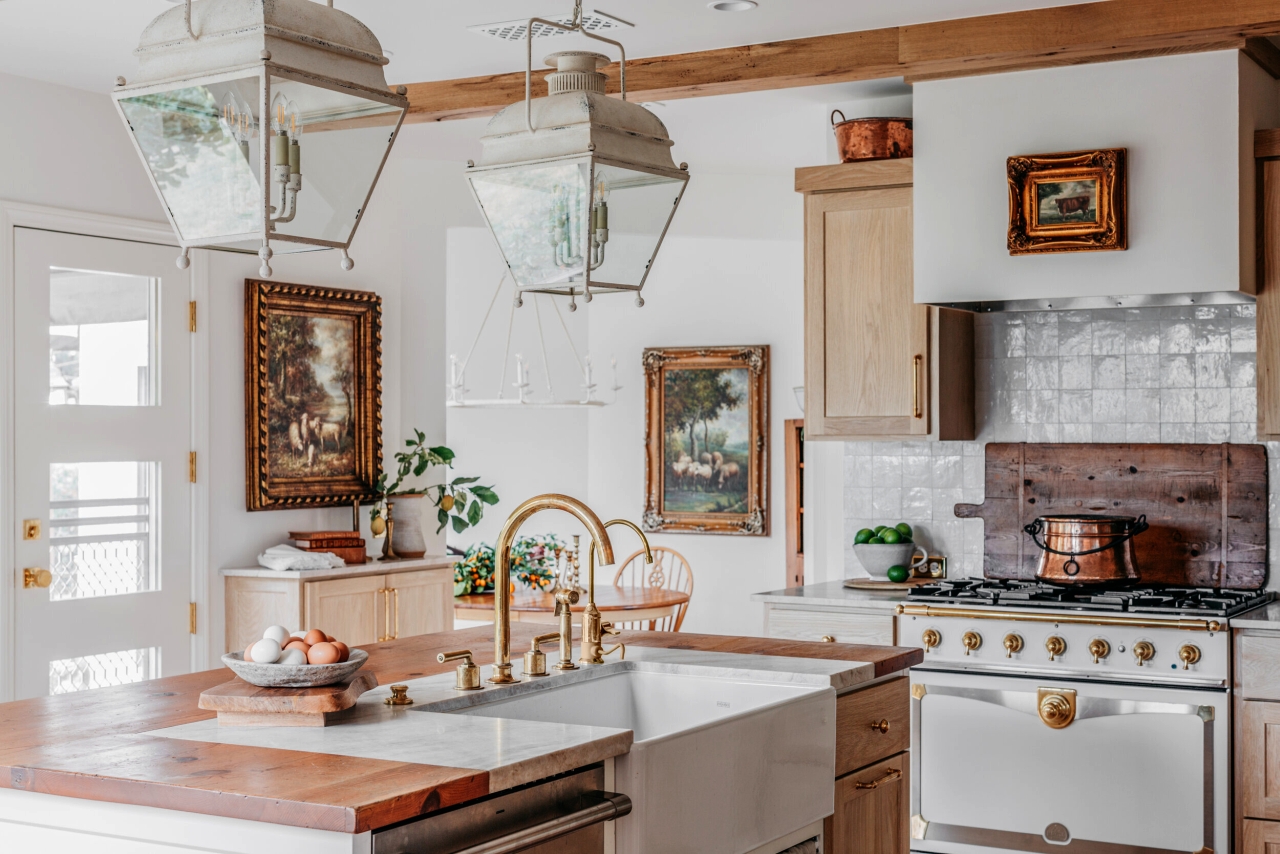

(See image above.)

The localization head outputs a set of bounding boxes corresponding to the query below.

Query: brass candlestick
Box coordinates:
[380,502,398,561]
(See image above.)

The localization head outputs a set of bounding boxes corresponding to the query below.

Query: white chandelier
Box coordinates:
[465,1,689,309]
[113,0,408,277]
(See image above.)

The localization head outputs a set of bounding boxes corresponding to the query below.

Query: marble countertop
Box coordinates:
[220,553,457,579]
[1230,601,1280,631]
[752,579,912,611]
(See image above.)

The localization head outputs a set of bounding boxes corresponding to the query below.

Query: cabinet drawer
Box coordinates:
[836,676,910,777]
[1242,636,1280,700]
[825,753,910,854]
[765,606,894,646]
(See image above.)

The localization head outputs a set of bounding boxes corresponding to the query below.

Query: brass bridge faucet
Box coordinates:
[581,519,652,666]
[488,494,614,684]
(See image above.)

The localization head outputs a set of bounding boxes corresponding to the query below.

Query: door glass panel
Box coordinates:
[49,646,160,695]
[49,462,157,601]
[49,268,155,406]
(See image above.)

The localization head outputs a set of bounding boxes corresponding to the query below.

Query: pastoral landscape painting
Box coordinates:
[267,313,357,478]
[1035,178,1098,226]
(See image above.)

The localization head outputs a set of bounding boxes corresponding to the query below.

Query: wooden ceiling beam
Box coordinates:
[396,0,1280,125]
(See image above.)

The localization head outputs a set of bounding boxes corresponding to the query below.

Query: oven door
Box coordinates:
[910,669,1227,854]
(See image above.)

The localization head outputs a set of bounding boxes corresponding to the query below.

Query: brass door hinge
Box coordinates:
[188,301,197,333]
[189,602,197,634]
[189,451,197,483]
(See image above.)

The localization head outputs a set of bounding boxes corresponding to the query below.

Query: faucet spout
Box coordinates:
[490,494,614,683]
[581,519,652,666]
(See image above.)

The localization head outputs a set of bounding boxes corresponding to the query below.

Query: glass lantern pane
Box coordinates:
[470,161,590,288]
[267,78,403,247]
[588,164,686,288]
[119,78,261,243]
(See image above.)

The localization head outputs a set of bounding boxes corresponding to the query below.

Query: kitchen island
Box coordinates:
[0,624,921,853]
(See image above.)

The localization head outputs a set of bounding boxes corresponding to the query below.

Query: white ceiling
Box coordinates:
[0,0,1104,94]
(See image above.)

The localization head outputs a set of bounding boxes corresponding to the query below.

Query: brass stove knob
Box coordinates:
[1133,641,1155,667]
[1088,638,1110,664]
[961,631,982,656]
[1003,633,1024,658]
[921,629,941,652]
[1178,643,1201,670]
[1045,635,1066,661]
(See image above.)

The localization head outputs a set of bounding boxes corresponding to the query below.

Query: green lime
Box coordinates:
[868,536,886,545]
[886,565,910,583]
[854,528,874,545]
[880,529,902,544]
[895,523,913,537]
[874,525,889,535]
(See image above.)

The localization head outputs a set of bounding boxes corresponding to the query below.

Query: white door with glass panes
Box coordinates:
[13,228,192,700]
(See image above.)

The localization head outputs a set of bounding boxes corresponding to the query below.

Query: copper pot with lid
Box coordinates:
[1023,514,1149,584]
[830,112,913,163]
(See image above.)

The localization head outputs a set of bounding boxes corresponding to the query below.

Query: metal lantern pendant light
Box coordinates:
[112,0,408,276]
[466,1,689,309]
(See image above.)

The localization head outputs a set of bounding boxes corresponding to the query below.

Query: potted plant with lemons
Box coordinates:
[853,522,928,583]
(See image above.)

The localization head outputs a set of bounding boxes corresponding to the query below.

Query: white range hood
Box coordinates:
[913,50,1279,311]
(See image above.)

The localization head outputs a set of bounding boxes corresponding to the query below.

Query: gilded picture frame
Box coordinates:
[643,346,769,536]
[245,280,383,511]
[1007,148,1127,255]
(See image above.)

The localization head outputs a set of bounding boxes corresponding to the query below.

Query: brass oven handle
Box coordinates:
[855,768,902,790]
[896,604,1222,633]
[869,719,890,734]
[912,354,923,419]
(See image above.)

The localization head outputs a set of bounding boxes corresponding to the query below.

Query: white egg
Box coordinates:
[250,638,282,664]
[262,625,291,645]
[277,648,307,666]
[290,630,307,639]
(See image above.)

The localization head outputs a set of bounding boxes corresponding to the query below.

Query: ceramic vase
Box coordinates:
[388,494,427,558]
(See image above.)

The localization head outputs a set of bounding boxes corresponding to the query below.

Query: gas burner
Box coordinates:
[906,579,1272,618]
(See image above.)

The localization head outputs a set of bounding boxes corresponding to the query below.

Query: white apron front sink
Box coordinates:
[455,667,835,854]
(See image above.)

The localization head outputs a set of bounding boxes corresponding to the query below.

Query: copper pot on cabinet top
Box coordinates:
[1023,514,1148,584]
[830,113,913,163]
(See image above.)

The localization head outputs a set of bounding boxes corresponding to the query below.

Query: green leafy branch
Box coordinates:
[372,430,499,535]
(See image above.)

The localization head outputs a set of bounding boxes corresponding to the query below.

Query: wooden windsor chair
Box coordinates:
[611,546,694,632]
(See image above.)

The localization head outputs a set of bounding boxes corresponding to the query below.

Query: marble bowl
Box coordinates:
[221,649,368,688]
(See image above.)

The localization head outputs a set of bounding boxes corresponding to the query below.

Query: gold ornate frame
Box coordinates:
[642,346,769,536]
[245,279,383,511]
[1007,148,1127,255]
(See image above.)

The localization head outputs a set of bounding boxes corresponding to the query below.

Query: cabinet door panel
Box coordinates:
[303,575,385,647]
[225,577,302,654]
[389,569,453,639]
[1244,818,1280,854]
[1244,700,1280,820]
[836,676,910,777]
[825,753,909,854]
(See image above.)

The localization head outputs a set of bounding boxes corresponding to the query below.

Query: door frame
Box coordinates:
[0,200,210,701]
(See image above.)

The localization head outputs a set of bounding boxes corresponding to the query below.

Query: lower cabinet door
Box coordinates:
[825,753,909,854]
[1244,819,1280,853]
[303,575,386,647]
[388,568,454,639]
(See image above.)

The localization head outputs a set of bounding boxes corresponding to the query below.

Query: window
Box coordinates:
[49,268,156,406]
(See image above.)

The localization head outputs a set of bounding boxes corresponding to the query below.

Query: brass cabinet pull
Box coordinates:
[869,719,890,734]
[377,587,393,642]
[855,768,902,790]
[391,587,400,640]
[912,354,923,419]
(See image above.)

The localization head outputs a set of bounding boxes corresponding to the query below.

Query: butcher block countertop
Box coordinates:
[0,625,921,834]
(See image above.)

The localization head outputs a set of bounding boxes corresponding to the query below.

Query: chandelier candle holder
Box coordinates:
[466,1,689,309]
[112,0,409,276]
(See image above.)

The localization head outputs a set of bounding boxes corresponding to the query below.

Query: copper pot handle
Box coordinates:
[1023,515,1149,558]
[830,109,846,127]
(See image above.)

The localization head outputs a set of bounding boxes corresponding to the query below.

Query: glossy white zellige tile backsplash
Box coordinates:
[843,304,1265,580]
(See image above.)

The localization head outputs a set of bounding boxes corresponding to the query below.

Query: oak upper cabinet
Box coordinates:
[389,568,454,639]
[797,160,974,441]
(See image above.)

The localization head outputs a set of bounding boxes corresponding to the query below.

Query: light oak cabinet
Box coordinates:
[796,160,974,441]
[223,558,455,653]
[1235,624,1280,850]
[828,675,911,854]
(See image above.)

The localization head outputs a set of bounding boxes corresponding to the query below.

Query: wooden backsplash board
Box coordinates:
[954,443,1268,589]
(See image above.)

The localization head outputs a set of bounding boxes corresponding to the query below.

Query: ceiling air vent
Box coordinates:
[468,10,633,43]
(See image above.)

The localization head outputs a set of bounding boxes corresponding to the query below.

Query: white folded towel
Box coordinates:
[257,543,346,571]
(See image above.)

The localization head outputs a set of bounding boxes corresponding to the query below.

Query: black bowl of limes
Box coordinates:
[853,523,926,582]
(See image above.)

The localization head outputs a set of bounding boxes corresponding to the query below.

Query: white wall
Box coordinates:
[914,51,1271,305]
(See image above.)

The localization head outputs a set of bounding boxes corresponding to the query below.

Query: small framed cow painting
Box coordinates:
[245,280,383,511]
[1007,148,1127,255]
[642,346,769,536]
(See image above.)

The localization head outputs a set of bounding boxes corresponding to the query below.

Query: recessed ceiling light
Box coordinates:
[708,1,757,10]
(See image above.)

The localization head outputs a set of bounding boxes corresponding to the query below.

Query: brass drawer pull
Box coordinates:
[912,354,923,419]
[821,635,836,643]
[869,718,890,734]
[855,768,902,790]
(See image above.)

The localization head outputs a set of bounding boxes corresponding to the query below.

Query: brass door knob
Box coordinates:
[1088,638,1110,664]
[1045,635,1066,661]
[961,631,982,656]
[384,684,413,706]
[869,719,890,734]
[438,649,483,690]
[1038,692,1076,729]
[1133,641,1155,667]
[1178,644,1201,670]
[1003,633,1024,658]
[921,629,941,651]
[22,568,51,589]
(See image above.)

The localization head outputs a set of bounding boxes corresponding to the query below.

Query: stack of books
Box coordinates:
[288,531,367,566]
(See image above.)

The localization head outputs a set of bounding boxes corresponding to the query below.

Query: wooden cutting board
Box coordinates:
[199,670,378,727]
[954,443,1268,589]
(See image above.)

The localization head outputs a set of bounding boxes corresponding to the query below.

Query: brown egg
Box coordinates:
[332,641,350,663]
[304,629,328,646]
[284,640,311,654]
[325,634,336,644]
[243,644,255,662]
[307,642,340,665]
